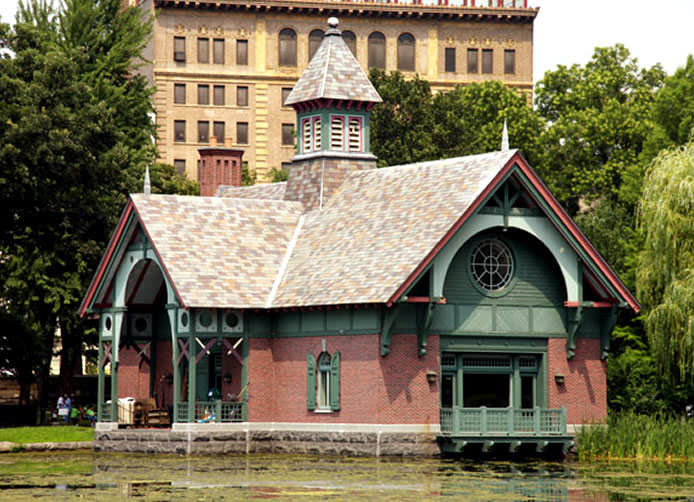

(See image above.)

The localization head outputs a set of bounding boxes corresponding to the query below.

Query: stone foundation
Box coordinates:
[94,423,440,457]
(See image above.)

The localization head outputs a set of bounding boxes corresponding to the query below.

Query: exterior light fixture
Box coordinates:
[165,373,173,384]
[554,373,565,385]
[223,372,232,384]
[426,371,437,384]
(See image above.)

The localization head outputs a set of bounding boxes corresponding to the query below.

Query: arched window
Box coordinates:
[317,352,331,409]
[342,30,357,57]
[368,32,386,69]
[308,29,324,61]
[397,33,415,71]
[279,28,297,67]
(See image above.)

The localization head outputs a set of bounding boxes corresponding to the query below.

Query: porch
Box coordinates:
[100,400,246,426]
[439,406,573,454]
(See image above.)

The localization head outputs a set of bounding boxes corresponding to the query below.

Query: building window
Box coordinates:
[282,87,292,106]
[213,121,225,143]
[237,122,248,144]
[505,49,516,74]
[198,84,209,105]
[342,30,357,57]
[236,40,248,65]
[198,38,209,63]
[348,117,361,152]
[237,86,248,107]
[308,29,324,61]
[173,159,186,175]
[467,48,478,73]
[213,85,225,106]
[482,48,493,74]
[330,116,344,150]
[470,238,514,292]
[368,32,385,69]
[278,28,297,67]
[213,38,224,64]
[174,83,186,104]
[397,33,415,71]
[174,120,186,142]
[445,47,456,73]
[306,351,340,411]
[174,36,186,62]
[282,124,294,146]
[198,121,209,143]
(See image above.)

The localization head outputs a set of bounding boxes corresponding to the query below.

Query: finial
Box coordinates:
[328,17,339,29]
[501,119,509,152]
[144,165,151,195]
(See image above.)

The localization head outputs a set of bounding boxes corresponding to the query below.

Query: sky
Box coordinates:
[1,0,693,84]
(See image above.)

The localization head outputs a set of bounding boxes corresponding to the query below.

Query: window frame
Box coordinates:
[174,83,186,104]
[213,121,225,144]
[482,48,493,74]
[197,120,209,144]
[198,84,209,105]
[342,30,357,57]
[368,32,386,70]
[308,29,324,61]
[281,87,292,107]
[213,85,225,106]
[174,36,186,62]
[174,120,186,142]
[236,39,248,65]
[213,38,224,64]
[236,85,249,107]
[197,37,209,63]
[445,47,456,73]
[173,159,186,175]
[467,48,478,73]
[281,123,294,146]
[278,28,297,67]
[397,32,415,72]
[504,49,516,75]
[236,121,249,145]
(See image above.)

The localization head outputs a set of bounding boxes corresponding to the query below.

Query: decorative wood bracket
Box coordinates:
[177,339,189,366]
[566,306,583,360]
[195,337,217,364]
[416,302,436,357]
[380,304,400,357]
[100,342,112,369]
[223,337,244,365]
[600,305,617,360]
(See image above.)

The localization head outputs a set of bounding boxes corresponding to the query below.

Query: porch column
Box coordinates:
[97,333,105,421]
[166,306,178,423]
[109,310,125,421]
[187,332,197,423]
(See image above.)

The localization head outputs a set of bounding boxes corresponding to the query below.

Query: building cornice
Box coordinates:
[153,0,538,23]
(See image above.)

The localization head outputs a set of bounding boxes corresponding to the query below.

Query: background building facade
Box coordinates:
[132,0,537,181]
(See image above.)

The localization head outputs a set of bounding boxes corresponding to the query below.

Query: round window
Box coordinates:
[470,238,514,292]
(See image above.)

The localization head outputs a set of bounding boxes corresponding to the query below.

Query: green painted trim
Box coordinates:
[306,352,316,411]
[330,351,340,411]
[381,304,400,356]
[440,335,547,353]
[600,305,617,360]
[97,338,105,422]
[187,333,196,423]
[241,336,249,421]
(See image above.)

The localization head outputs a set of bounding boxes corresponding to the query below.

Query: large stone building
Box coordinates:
[128,0,538,181]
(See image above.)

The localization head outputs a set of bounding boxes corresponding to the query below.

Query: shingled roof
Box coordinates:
[284,19,381,106]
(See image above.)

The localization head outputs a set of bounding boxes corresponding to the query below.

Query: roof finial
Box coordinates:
[501,119,509,152]
[327,17,339,29]
[144,165,151,195]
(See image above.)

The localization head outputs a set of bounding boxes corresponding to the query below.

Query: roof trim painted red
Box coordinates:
[79,202,134,317]
[387,152,641,313]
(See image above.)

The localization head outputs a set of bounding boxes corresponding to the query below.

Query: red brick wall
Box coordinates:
[117,346,151,400]
[153,340,173,408]
[248,333,440,424]
[547,337,607,424]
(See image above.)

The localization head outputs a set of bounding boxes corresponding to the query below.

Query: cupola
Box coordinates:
[283,18,382,211]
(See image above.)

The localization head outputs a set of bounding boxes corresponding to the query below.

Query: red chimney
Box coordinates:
[198,137,245,196]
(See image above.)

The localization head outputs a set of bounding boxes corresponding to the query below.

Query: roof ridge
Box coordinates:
[319,36,332,98]
[266,214,305,308]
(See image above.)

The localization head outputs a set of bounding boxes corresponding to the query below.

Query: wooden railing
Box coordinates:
[176,401,245,423]
[440,407,567,436]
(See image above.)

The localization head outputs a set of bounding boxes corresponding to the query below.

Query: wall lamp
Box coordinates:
[554,373,565,385]
[223,372,232,384]
[165,373,173,385]
[426,371,438,384]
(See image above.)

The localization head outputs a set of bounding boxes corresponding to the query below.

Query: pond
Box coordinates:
[1,451,693,501]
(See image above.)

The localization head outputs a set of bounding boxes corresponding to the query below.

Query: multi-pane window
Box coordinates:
[198,38,209,63]
[368,32,386,69]
[198,84,209,105]
[278,28,297,67]
[482,48,493,74]
[281,123,294,145]
[348,118,361,152]
[308,29,324,60]
[213,85,225,106]
[173,159,185,175]
[174,36,186,62]
[467,48,478,73]
[504,49,516,74]
[236,40,248,65]
[330,116,344,150]
[213,121,225,143]
[342,30,357,57]
[237,86,248,107]
[317,352,331,410]
[198,121,209,143]
[236,122,248,144]
[445,47,456,73]
[397,33,415,71]
[282,87,292,106]
[174,83,186,104]
[174,120,186,142]
[213,38,224,64]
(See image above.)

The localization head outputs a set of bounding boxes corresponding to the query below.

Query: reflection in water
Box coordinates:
[0,451,693,500]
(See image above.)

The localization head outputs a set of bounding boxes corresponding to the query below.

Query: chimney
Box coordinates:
[198,141,245,196]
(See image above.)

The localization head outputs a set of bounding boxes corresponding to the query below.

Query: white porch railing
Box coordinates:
[440,407,567,435]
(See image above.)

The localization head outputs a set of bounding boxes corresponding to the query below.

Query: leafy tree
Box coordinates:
[269,167,289,183]
[150,163,199,195]
[651,55,694,147]
[636,141,694,393]
[535,44,664,213]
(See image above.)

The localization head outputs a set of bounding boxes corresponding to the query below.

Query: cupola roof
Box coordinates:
[284,18,382,106]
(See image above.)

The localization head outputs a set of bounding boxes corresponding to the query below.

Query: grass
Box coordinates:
[577,412,694,461]
[0,426,94,445]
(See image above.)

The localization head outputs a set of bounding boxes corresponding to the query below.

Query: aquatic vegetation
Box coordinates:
[576,412,694,460]
[0,426,93,445]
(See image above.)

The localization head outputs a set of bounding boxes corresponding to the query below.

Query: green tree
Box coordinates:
[651,55,694,147]
[535,45,664,213]
[636,141,694,394]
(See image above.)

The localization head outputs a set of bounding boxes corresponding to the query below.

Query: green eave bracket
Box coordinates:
[380,304,400,357]
[566,306,583,360]
[416,302,436,357]
[600,305,617,360]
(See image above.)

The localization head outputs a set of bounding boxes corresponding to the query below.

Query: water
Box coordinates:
[1,451,693,500]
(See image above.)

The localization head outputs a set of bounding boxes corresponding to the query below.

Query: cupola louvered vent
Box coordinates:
[313,117,321,151]
[302,119,311,153]
[348,118,361,151]
[331,116,344,150]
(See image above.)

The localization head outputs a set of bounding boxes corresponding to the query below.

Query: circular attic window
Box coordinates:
[470,238,514,292]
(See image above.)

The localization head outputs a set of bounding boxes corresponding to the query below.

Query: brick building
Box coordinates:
[81,20,638,456]
[125,0,537,182]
